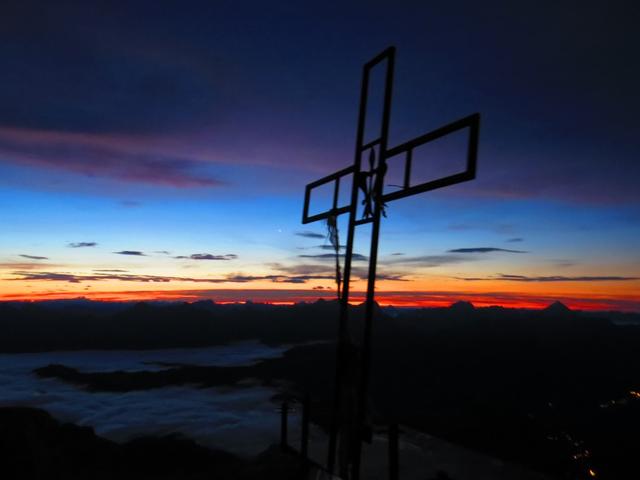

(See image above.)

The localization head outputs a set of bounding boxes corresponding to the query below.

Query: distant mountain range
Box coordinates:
[1,298,638,354]
[12,297,639,479]
[3,297,640,478]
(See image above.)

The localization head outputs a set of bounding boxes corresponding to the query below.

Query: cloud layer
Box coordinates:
[0,128,223,188]
[448,247,527,254]
[456,274,639,282]
[68,242,97,248]
[295,232,325,239]
[19,254,48,260]
[9,270,335,285]
[174,253,238,261]
[0,343,290,456]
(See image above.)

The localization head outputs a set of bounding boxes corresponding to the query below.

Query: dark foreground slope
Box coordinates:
[31,302,640,479]
[2,298,638,353]
[0,407,304,480]
[0,299,340,352]
[5,299,640,478]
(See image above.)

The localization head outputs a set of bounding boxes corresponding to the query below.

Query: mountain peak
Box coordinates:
[450,301,475,311]
[544,301,571,314]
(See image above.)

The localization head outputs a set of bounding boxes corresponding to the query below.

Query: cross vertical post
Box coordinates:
[280,400,289,450]
[351,46,394,480]
[302,46,480,480]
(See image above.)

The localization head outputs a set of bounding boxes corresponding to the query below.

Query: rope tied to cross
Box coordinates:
[358,147,388,219]
[327,213,342,300]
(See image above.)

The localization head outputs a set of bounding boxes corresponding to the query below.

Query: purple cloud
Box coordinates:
[448,247,527,254]
[295,231,325,239]
[456,274,639,282]
[0,127,223,188]
[299,253,368,261]
[9,271,335,285]
[189,253,237,261]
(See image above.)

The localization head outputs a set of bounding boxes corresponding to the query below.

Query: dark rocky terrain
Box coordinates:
[3,299,640,479]
[0,407,305,480]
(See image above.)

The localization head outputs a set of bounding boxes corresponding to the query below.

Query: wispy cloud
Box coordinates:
[384,254,468,267]
[177,253,238,261]
[295,231,325,239]
[375,273,409,282]
[68,242,97,248]
[315,245,346,251]
[0,262,61,270]
[350,266,410,282]
[9,270,335,285]
[225,274,334,284]
[114,251,146,256]
[0,127,223,188]
[19,254,48,260]
[269,262,408,282]
[299,253,368,261]
[447,223,516,234]
[11,272,175,284]
[455,274,639,282]
[551,259,576,268]
[447,247,527,254]
[268,263,333,276]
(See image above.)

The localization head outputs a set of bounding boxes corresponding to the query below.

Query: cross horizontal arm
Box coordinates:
[381,112,480,203]
[303,205,351,225]
[305,165,355,190]
[302,165,356,224]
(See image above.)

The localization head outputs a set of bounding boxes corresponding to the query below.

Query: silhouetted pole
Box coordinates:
[388,424,399,480]
[301,394,310,459]
[352,47,395,480]
[280,400,289,450]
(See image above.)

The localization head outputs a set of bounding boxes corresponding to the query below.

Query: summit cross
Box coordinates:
[302,46,480,480]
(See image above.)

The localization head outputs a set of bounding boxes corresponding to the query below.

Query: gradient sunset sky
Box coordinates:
[1,1,638,310]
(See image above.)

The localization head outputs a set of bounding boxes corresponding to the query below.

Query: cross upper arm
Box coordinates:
[302,165,355,224]
[381,112,480,203]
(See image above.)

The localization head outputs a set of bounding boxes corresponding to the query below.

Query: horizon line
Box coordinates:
[1,289,638,313]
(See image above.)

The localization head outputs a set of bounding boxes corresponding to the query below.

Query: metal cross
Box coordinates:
[302,46,480,479]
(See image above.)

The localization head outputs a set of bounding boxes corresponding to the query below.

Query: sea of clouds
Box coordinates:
[0,341,304,456]
[0,342,546,479]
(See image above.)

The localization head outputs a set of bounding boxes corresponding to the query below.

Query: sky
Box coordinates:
[1,0,638,310]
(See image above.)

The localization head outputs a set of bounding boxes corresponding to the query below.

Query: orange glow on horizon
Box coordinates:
[1,287,638,312]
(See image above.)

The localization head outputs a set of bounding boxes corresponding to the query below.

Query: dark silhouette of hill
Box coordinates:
[0,407,305,480]
[0,299,341,352]
[1,298,638,353]
[543,300,572,316]
[25,301,640,479]
[4,299,640,478]
[449,300,475,313]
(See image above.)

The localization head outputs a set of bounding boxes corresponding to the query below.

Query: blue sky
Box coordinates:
[0,0,638,309]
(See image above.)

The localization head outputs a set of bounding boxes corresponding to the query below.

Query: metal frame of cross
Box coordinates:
[302,46,480,479]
